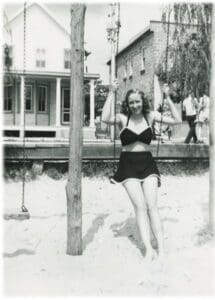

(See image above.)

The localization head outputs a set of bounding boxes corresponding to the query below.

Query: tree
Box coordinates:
[84,81,110,121]
[209,5,215,236]
[157,3,212,100]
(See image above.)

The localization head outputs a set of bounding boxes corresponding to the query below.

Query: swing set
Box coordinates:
[2,1,182,235]
[65,2,171,256]
[4,2,29,220]
[3,2,215,253]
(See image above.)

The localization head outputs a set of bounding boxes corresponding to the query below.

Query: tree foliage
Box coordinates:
[84,81,109,121]
[156,3,212,100]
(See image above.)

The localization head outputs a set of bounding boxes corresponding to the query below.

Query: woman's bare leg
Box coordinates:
[123,180,157,260]
[142,176,164,256]
[195,122,203,142]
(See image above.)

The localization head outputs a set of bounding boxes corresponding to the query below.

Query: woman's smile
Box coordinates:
[128,93,143,115]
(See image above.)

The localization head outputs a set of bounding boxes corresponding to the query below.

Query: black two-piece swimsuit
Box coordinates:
[111,115,161,187]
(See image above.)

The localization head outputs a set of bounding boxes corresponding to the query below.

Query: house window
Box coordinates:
[4,85,13,111]
[62,88,70,123]
[36,48,46,68]
[128,56,133,78]
[25,85,33,111]
[38,86,47,113]
[8,46,13,66]
[141,48,146,72]
[64,49,71,69]
[4,45,13,69]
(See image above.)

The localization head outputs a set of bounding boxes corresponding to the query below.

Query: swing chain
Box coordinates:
[113,3,121,173]
[21,2,28,213]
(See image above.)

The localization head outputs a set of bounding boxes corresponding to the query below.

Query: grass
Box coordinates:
[3,159,209,182]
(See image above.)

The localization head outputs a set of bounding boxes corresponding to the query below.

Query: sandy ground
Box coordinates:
[2,171,215,297]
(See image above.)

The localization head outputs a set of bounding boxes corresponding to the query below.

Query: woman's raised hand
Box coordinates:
[162,83,170,96]
[109,79,119,93]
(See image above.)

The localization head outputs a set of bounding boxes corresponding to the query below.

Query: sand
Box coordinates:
[2,172,215,297]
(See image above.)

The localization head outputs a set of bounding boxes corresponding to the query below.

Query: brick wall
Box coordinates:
[115,21,177,106]
[116,30,154,104]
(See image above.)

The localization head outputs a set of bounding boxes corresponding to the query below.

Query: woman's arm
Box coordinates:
[101,84,122,125]
[153,85,182,125]
[153,97,182,125]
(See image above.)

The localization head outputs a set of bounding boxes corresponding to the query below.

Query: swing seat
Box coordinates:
[4,209,30,220]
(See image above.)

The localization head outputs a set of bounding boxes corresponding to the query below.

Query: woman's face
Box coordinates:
[127,92,143,115]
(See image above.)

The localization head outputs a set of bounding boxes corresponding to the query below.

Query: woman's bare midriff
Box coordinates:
[122,141,151,152]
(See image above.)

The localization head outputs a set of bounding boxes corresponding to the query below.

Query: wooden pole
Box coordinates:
[66,4,86,255]
[209,4,215,235]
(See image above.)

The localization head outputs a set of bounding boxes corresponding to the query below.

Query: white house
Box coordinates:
[3,3,100,140]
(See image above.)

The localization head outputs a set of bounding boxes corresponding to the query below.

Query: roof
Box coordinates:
[7,69,100,80]
[107,19,199,65]
[118,25,151,56]
[107,24,152,65]
[5,2,70,36]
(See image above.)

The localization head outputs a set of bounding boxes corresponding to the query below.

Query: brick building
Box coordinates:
[109,20,177,107]
[107,20,207,140]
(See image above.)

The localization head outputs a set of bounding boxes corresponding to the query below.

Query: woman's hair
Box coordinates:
[121,89,151,117]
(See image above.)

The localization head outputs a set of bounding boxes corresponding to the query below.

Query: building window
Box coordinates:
[62,88,70,123]
[123,64,127,80]
[36,48,46,68]
[4,85,13,111]
[25,85,33,111]
[128,56,133,78]
[38,86,47,113]
[141,47,146,72]
[64,49,71,69]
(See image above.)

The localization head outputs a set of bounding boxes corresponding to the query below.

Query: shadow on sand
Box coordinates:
[83,213,109,251]
[110,217,147,257]
[3,249,35,258]
[30,213,66,219]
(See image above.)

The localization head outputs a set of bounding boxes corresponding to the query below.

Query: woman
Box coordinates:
[101,81,182,261]
[195,92,210,143]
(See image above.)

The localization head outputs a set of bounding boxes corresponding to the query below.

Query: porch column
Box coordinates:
[56,77,61,126]
[89,79,95,128]
[20,75,25,139]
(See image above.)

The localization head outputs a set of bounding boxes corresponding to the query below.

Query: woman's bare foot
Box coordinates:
[158,246,165,257]
[157,251,165,261]
[145,248,158,261]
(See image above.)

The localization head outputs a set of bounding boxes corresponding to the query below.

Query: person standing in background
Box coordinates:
[195,92,210,143]
[182,90,199,144]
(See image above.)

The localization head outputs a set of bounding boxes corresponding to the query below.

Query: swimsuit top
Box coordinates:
[120,115,153,146]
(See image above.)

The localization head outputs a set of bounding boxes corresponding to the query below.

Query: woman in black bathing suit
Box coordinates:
[101,81,182,261]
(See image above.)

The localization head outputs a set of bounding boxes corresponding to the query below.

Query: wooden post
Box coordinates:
[66,4,86,255]
[209,5,215,235]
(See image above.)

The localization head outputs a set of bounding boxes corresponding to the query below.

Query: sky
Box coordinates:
[2,0,164,83]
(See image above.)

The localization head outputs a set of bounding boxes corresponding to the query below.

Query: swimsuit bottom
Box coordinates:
[111,151,161,187]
